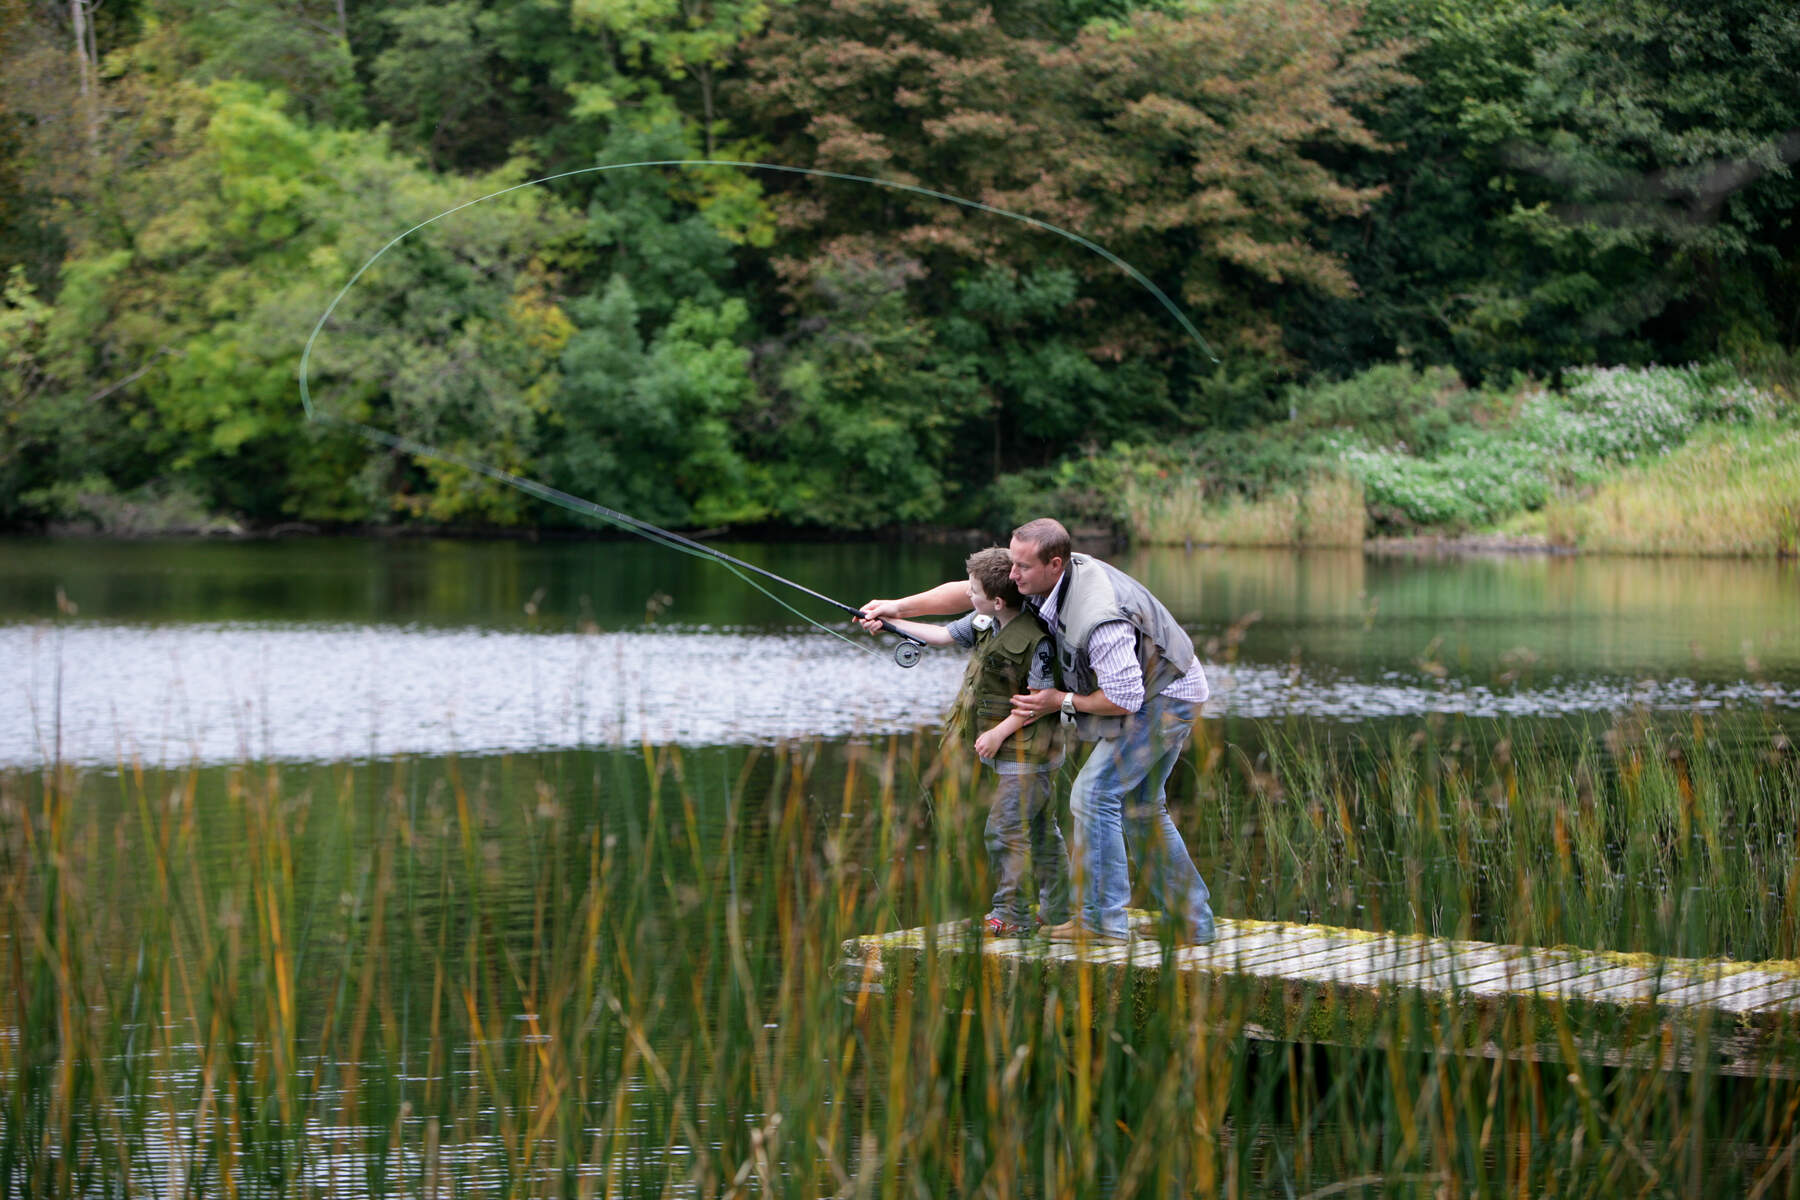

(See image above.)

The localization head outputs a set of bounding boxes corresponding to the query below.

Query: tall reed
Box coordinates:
[1543,424,1800,556]
[4,708,1800,1197]
[1129,473,1366,548]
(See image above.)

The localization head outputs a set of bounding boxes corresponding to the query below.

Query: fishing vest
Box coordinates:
[943,611,1061,768]
[1044,553,1195,740]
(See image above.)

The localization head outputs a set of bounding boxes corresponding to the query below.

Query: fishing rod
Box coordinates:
[299,159,1219,666]
[576,504,930,668]
[311,413,929,666]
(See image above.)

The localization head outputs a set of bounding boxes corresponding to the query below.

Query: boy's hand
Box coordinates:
[858,598,903,622]
[974,728,1005,759]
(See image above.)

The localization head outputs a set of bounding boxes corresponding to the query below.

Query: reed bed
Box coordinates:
[1543,424,1800,556]
[1129,473,1366,548]
[4,708,1800,1197]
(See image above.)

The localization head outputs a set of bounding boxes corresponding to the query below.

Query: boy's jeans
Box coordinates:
[1067,694,1213,941]
[984,769,1071,927]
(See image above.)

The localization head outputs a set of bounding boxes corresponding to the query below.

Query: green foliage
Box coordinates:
[566,0,781,144]
[752,251,980,528]
[549,276,762,527]
[942,267,1171,465]
[1284,362,1490,455]
[0,79,582,526]
[1307,0,1800,380]
[748,0,1405,391]
[1337,364,1782,529]
[145,0,362,125]
[2,0,1797,536]
[366,1,520,168]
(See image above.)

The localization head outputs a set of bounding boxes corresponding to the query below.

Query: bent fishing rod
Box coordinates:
[601,509,930,667]
[299,159,1220,663]
[318,412,927,665]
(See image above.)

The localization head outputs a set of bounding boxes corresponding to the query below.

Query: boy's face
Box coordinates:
[967,574,1004,617]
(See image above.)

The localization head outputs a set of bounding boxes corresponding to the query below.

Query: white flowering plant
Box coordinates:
[1336,365,1779,529]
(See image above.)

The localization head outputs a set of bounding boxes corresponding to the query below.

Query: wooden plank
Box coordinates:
[1718,977,1800,1014]
[1646,968,1793,1009]
[844,913,1800,1077]
[1266,941,1409,985]
[1399,949,1614,998]
[1330,944,1512,989]
[1545,965,1668,1005]
[1459,951,1617,996]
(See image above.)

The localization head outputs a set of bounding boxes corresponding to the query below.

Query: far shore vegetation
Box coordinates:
[1034,362,1800,557]
[3,0,1797,556]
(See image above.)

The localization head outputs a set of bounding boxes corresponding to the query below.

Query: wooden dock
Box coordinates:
[840,915,1800,1077]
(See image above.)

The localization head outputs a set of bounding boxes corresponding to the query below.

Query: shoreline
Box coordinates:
[7,523,1791,560]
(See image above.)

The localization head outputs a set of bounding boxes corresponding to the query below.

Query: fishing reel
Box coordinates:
[892,640,923,668]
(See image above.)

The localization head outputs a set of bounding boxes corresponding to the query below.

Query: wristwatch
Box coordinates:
[1060,691,1078,720]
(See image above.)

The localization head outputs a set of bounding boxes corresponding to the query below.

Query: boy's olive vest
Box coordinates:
[942,611,1060,767]
[1044,553,1196,740]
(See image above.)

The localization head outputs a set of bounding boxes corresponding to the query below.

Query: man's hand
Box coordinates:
[1010,688,1063,722]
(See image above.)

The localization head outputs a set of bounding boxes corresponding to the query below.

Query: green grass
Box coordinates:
[1088,365,1797,554]
[5,711,1800,1197]
[1543,424,1800,556]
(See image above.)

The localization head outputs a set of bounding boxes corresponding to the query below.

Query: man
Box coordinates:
[860,518,1214,944]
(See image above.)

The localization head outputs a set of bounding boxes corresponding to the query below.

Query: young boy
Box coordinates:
[861,548,1071,937]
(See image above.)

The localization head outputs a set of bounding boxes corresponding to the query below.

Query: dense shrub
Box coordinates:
[1098,363,1787,537]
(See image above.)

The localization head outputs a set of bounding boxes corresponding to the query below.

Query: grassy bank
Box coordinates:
[1096,363,1797,555]
[6,710,1800,1196]
[1540,424,1800,555]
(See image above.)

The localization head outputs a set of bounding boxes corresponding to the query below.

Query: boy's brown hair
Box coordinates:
[965,547,1024,610]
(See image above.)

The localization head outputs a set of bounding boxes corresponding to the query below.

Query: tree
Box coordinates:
[747,0,1404,438]
[1500,0,1800,363]
[1,79,583,525]
[143,0,361,126]
[747,247,980,528]
[549,275,763,527]
[1308,0,1800,379]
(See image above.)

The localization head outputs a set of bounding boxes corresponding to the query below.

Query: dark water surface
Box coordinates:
[4,537,1796,767]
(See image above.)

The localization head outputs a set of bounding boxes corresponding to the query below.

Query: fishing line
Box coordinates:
[297,158,1217,660]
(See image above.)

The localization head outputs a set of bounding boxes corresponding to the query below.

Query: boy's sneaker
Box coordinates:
[983,915,1033,938]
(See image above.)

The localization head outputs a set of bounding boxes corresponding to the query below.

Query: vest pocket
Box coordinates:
[976,697,1013,723]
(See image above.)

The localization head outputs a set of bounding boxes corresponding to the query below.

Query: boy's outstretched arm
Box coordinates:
[855,615,958,646]
[858,580,969,622]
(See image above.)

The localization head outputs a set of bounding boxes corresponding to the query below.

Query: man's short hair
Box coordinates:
[965,547,1024,609]
[1011,518,1071,567]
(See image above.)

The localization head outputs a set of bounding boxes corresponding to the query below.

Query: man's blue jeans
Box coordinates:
[1067,693,1213,941]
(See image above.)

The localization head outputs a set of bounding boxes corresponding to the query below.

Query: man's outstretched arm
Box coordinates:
[857,580,969,622]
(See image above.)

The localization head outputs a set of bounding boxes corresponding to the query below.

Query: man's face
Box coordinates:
[1007,535,1064,597]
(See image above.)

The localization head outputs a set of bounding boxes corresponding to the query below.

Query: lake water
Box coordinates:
[4,536,1799,1196]
[4,537,1796,768]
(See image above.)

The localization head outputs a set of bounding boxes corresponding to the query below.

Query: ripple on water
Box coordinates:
[2,622,1794,768]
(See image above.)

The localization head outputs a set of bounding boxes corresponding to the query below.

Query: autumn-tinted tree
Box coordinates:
[748,0,1404,440]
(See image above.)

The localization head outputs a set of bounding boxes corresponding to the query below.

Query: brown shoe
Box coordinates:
[1041,920,1127,945]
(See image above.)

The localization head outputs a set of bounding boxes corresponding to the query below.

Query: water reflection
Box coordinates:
[6,621,1796,768]
[1126,547,1800,682]
[3,540,1796,768]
